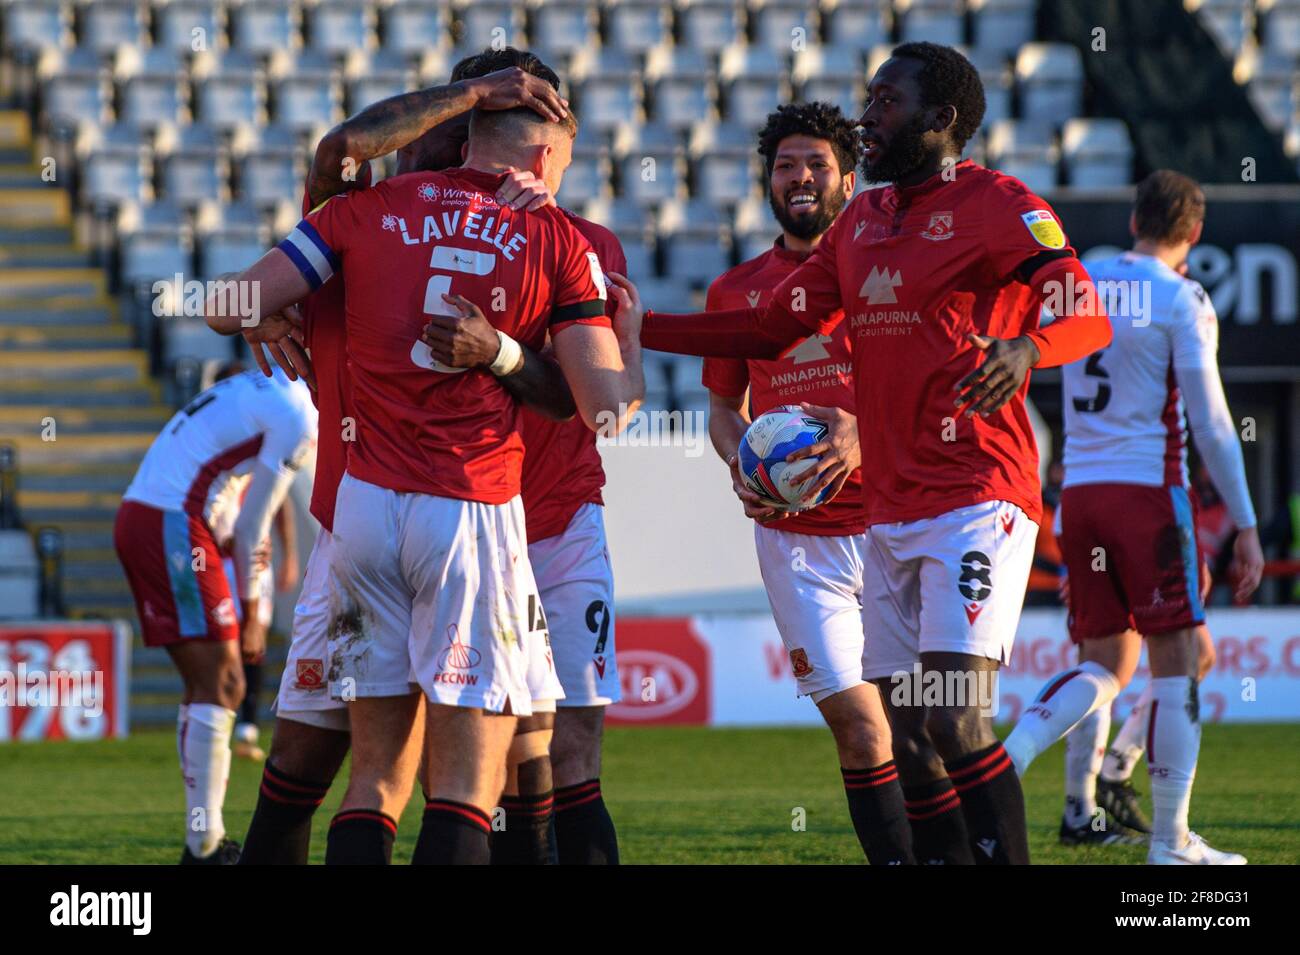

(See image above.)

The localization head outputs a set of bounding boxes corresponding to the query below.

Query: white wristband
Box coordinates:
[489,330,523,376]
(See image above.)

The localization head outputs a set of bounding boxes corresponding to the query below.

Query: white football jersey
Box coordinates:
[1061,252,1218,489]
[124,368,318,517]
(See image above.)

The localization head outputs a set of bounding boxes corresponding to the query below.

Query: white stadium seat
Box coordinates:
[232,0,301,56]
[645,45,718,130]
[155,0,224,56]
[603,0,670,53]
[453,0,524,51]
[750,0,819,52]
[689,121,759,204]
[1015,42,1084,124]
[530,0,598,54]
[676,0,745,53]
[986,118,1059,194]
[968,0,1037,58]
[1262,0,1300,55]
[81,0,147,57]
[308,1,378,55]
[3,0,71,55]
[612,120,685,205]
[719,44,788,127]
[381,2,449,57]
[658,198,732,284]
[820,0,891,50]
[793,45,865,114]
[897,0,966,48]
[1061,118,1133,188]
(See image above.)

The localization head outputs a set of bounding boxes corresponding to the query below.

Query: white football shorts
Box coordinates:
[754,523,868,703]
[861,499,1037,681]
[324,473,539,715]
[527,503,619,707]
[272,528,349,732]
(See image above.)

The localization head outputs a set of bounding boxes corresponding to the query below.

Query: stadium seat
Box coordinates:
[1061,118,1133,188]
[1261,0,1300,55]
[231,0,302,56]
[792,45,865,114]
[155,0,224,56]
[688,121,759,204]
[557,144,612,205]
[719,44,788,127]
[81,147,152,210]
[1189,0,1256,57]
[1236,47,1299,131]
[118,197,189,238]
[3,0,71,56]
[571,48,645,131]
[269,50,343,132]
[232,124,304,206]
[603,0,670,53]
[116,48,188,130]
[157,124,228,207]
[966,46,1013,129]
[644,45,718,130]
[40,55,110,129]
[750,0,819,52]
[986,118,1059,194]
[121,230,194,290]
[1015,42,1084,125]
[381,1,449,57]
[165,317,239,368]
[676,0,745,53]
[732,193,780,261]
[308,0,378,55]
[820,0,891,50]
[529,0,599,53]
[453,0,524,51]
[612,121,684,204]
[968,0,1037,57]
[198,233,270,280]
[582,197,656,277]
[344,50,414,113]
[80,0,147,56]
[194,53,268,130]
[658,198,732,284]
[896,0,966,48]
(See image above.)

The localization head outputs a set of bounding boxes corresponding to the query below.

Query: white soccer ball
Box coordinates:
[736,406,831,511]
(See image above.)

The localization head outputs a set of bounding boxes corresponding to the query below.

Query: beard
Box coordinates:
[769,182,849,241]
[860,111,932,184]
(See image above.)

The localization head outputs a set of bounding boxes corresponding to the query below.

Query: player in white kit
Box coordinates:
[1001,170,1264,864]
[114,367,317,863]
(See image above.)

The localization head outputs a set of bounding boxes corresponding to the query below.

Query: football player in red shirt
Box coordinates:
[702,102,911,864]
[627,42,1111,864]
[231,61,573,864]
[209,88,643,865]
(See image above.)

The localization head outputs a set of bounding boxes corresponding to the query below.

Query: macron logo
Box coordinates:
[854,221,867,240]
[50,885,151,935]
[859,266,901,305]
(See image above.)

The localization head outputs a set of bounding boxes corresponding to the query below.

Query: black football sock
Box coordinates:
[239,762,331,865]
[490,791,555,865]
[945,741,1030,865]
[841,762,915,864]
[239,662,262,727]
[903,777,975,865]
[324,809,396,865]
[412,799,492,865]
[553,779,619,865]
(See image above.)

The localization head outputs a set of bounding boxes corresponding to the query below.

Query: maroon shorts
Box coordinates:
[1059,483,1205,643]
[113,500,238,647]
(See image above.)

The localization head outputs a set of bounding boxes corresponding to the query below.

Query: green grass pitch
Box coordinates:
[1,724,1296,864]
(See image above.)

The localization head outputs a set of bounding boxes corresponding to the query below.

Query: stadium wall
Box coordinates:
[607,609,1300,727]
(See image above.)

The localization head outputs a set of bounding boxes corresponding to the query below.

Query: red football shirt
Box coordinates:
[703,238,865,537]
[298,164,370,532]
[757,161,1079,526]
[283,166,607,503]
[518,208,625,543]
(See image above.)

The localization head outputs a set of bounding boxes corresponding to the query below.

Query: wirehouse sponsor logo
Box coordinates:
[50,886,151,935]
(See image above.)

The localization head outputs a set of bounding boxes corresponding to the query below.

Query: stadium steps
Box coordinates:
[0,110,171,660]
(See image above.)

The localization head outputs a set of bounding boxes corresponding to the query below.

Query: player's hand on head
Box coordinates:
[785,402,859,504]
[466,66,568,123]
[496,167,554,212]
[606,271,643,348]
[727,452,785,521]
[955,333,1040,417]
[421,294,501,369]
[1230,526,1264,603]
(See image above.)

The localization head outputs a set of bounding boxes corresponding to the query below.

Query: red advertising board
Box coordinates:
[606,617,710,725]
[0,621,132,741]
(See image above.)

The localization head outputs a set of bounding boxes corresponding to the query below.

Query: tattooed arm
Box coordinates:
[306,67,569,208]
